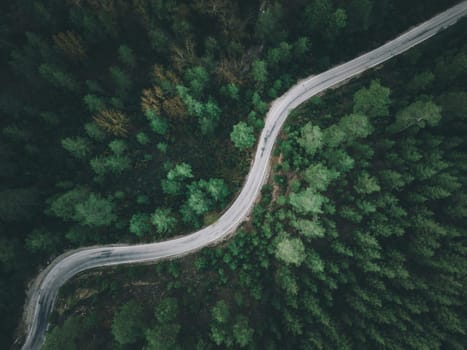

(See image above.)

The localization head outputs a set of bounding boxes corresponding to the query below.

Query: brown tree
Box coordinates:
[93,110,129,136]
[141,87,163,114]
[162,96,187,119]
[52,31,87,60]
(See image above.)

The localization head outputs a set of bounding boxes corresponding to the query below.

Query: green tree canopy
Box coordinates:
[61,137,91,159]
[211,300,230,324]
[233,315,254,348]
[42,316,86,350]
[118,45,136,68]
[144,324,181,350]
[354,171,381,194]
[353,80,391,118]
[129,213,151,237]
[49,187,89,221]
[151,208,177,234]
[298,122,324,156]
[389,100,442,133]
[112,300,146,345]
[155,297,179,323]
[251,60,268,84]
[162,163,194,195]
[185,66,209,98]
[74,193,116,227]
[255,3,285,45]
[275,236,306,266]
[292,219,325,238]
[302,163,339,191]
[230,122,255,150]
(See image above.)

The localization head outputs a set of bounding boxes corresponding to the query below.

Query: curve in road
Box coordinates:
[19,2,467,349]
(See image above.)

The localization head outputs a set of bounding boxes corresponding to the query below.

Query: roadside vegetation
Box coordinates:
[39,15,467,350]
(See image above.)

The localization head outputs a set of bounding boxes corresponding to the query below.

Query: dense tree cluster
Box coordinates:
[41,16,467,350]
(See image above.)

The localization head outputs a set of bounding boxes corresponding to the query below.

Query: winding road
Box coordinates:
[19,2,467,349]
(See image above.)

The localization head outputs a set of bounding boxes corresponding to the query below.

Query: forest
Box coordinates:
[0,0,465,349]
[37,16,467,350]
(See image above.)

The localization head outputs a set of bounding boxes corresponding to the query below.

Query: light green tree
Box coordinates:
[129,213,151,237]
[162,163,194,195]
[251,60,268,84]
[275,236,306,266]
[353,80,391,118]
[230,122,255,150]
[302,163,339,191]
[289,188,326,214]
[292,219,325,238]
[298,123,323,155]
[151,208,177,234]
[354,172,381,194]
[74,193,116,227]
[388,100,442,133]
[186,187,211,216]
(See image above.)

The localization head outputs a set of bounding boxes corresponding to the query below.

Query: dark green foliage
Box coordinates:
[1,0,464,348]
[255,3,285,45]
[89,140,131,176]
[61,137,91,159]
[353,80,391,117]
[112,300,146,345]
[74,193,116,227]
[50,188,116,227]
[118,45,136,68]
[232,315,254,348]
[388,100,442,133]
[161,163,194,196]
[0,188,39,222]
[129,213,151,237]
[25,229,59,254]
[38,64,79,92]
[83,94,105,113]
[136,132,150,145]
[184,66,209,98]
[251,60,268,85]
[144,324,181,350]
[48,22,467,350]
[49,187,90,221]
[146,110,168,135]
[42,316,86,350]
[155,297,178,323]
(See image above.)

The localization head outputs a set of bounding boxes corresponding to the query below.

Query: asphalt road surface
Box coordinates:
[19,2,467,349]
